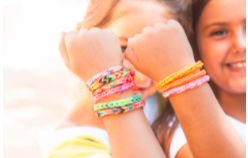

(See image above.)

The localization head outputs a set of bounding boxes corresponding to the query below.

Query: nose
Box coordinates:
[233,28,246,54]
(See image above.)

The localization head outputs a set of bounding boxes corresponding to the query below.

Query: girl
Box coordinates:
[39,0,192,157]
[40,0,246,158]
[152,0,246,157]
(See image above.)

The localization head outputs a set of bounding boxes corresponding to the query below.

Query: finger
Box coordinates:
[141,26,156,37]
[59,32,70,69]
[124,38,140,68]
[154,22,168,32]
[167,19,183,29]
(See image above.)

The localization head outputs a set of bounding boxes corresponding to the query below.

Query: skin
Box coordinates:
[176,0,246,157]
[57,1,246,158]
[56,3,169,130]
[196,0,246,123]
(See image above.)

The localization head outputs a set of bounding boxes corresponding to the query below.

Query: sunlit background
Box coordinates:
[3,0,89,157]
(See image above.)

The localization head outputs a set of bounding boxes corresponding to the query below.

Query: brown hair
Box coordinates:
[191,0,219,97]
[76,0,193,157]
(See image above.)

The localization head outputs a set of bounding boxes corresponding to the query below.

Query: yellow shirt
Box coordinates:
[48,135,111,158]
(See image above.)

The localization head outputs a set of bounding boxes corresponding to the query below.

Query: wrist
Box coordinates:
[156,58,196,82]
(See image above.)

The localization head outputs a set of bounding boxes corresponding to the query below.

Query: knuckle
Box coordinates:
[142,26,155,36]
[89,27,101,34]
[154,22,167,31]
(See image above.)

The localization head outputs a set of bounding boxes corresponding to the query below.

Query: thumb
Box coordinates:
[124,38,139,68]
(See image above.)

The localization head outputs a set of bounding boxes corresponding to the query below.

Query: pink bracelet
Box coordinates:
[92,75,134,96]
[86,66,123,88]
[92,81,136,103]
[163,75,210,98]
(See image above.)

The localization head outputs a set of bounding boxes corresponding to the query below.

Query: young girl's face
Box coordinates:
[103,3,170,99]
[196,0,246,94]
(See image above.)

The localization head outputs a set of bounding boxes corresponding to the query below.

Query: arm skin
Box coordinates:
[170,83,245,158]
[100,89,166,158]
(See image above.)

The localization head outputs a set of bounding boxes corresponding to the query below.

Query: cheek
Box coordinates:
[198,38,230,88]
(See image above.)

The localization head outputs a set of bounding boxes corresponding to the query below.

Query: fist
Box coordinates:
[125,20,195,82]
[59,28,123,81]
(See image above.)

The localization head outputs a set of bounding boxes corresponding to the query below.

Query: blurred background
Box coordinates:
[3,0,89,157]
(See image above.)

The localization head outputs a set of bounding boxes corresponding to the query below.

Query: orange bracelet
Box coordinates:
[159,69,206,92]
[156,61,203,89]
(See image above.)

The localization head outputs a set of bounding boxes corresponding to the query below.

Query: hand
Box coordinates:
[59,28,123,81]
[125,20,195,82]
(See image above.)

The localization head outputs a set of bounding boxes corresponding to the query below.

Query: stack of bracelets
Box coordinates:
[156,61,210,98]
[86,66,145,118]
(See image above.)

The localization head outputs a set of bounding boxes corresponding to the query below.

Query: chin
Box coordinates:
[223,82,246,94]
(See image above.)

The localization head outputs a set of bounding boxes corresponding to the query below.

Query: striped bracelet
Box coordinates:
[94,93,142,111]
[91,75,134,96]
[95,100,145,118]
[92,81,136,103]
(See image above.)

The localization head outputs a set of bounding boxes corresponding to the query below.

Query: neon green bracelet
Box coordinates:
[93,93,142,111]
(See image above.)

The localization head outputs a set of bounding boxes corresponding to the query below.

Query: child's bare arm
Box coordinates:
[60,27,166,158]
[125,20,245,158]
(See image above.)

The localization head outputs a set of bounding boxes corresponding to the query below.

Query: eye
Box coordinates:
[121,46,127,53]
[210,30,228,36]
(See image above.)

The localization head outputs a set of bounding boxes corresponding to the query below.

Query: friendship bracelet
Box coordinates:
[156,61,203,89]
[159,70,206,92]
[88,68,135,91]
[95,101,145,118]
[91,75,135,96]
[162,75,210,98]
[92,81,136,103]
[86,66,123,88]
[93,93,142,111]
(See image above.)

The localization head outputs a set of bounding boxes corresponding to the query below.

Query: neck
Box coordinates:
[218,89,246,123]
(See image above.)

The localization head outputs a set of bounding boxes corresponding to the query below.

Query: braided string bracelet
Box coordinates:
[156,61,203,89]
[91,75,134,96]
[95,100,145,118]
[92,81,136,103]
[89,68,135,91]
[86,66,123,88]
[162,75,210,98]
[94,93,142,111]
[159,70,206,92]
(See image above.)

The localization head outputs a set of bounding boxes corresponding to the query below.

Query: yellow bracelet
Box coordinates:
[156,61,204,89]
[159,69,206,92]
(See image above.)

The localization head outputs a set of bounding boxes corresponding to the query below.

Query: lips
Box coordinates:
[226,61,246,69]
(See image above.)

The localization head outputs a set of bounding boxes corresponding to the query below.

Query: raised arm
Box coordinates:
[61,27,166,158]
[125,20,245,158]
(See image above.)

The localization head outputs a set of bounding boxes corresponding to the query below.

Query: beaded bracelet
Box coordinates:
[91,75,134,96]
[88,68,135,91]
[92,81,136,103]
[93,93,142,111]
[86,66,123,88]
[156,61,203,89]
[95,100,145,118]
[159,70,206,92]
[163,75,210,98]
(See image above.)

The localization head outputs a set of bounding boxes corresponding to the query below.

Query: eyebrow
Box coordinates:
[203,22,229,30]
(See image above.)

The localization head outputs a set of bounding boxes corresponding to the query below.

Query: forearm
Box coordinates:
[55,92,105,130]
[169,83,245,158]
[101,89,165,158]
